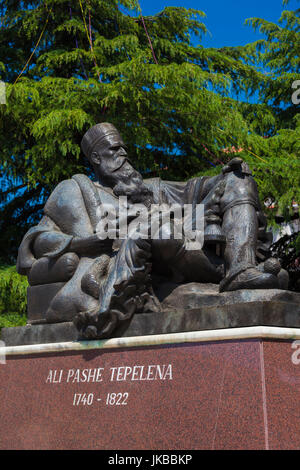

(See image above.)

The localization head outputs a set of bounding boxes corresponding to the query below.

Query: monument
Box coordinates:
[1,123,300,450]
[4,122,297,344]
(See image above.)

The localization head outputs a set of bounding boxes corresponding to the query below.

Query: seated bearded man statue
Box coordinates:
[17,123,288,339]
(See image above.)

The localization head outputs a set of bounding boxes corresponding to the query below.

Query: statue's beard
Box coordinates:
[112,169,153,208]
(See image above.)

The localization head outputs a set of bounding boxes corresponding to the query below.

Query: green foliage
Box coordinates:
[0,313,27,332]
[0,0,298,263]
[0,0,267,261]
[0,265,28,316]
[231,3,300,225]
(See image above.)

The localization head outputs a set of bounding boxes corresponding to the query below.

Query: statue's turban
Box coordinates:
[81,122,123,159]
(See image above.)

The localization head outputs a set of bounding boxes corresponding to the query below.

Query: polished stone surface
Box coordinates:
[3,326,300,355]
[0,336,299,449]
[262,340,300,449]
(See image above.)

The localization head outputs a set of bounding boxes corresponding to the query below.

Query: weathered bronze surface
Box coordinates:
[16,123,289,340]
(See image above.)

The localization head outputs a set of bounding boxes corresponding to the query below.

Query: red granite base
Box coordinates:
[0,338,299,449]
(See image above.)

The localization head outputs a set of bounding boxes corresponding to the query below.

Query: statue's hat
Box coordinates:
[81,122,123,159]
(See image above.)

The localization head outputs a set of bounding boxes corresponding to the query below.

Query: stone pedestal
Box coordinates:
[0,326,300,449]
[2,287,300,346]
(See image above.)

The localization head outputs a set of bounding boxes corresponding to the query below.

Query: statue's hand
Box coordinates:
[70,234,113,255]
[222,157,244,174]
[202,180,226,215]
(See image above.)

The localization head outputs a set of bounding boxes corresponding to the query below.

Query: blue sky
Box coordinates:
[138,0,299,47]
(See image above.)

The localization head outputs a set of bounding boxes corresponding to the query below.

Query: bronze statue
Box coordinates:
[17,123,288,339]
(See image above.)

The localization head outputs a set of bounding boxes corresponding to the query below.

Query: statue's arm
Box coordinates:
[32,222,113,259]
[19,179,114,277]
[39,179,113,257]
[32,225,73,259]
[16,215,71,275]
[69,234,113,256]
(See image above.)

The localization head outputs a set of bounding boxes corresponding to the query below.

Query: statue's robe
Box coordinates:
[17,172,270,323]
[17,175,205,270]
[17,175,209,322]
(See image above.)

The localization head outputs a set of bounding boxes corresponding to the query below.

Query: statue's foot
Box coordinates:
[81,273,101,299]
[74,270,161,340]
[258,258,289,290]
[81,254,110,299]
[277,269,289,290]
[74,304,133,340]
[220,267,279,292]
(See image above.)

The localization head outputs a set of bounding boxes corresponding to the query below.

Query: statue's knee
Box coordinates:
[221,172,259,212]
[28,252,79,285]
[58,252,79,277]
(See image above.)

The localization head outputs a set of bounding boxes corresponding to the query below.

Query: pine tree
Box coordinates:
[0,0,265,262]
[228,1,300,217]
[0,0,295,263]
[234,0,300,283]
